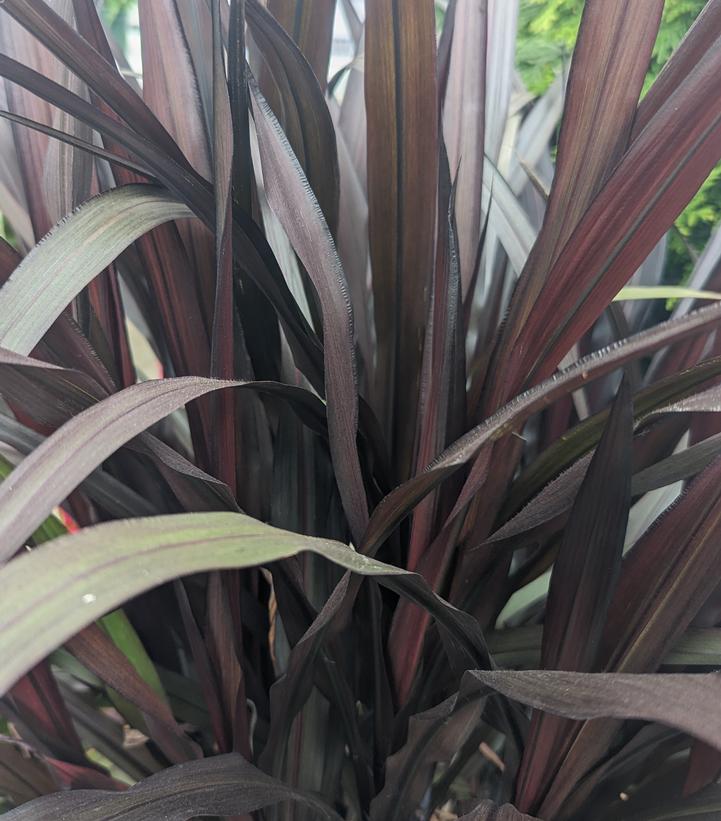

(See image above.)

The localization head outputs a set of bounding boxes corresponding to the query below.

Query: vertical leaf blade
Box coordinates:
[516,378,633,812]
[251,85,368,543]
[365,0,438,479]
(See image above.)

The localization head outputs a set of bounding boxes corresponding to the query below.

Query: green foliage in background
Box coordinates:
[518,0,716,285]
[101,0,134,21]
[517,0,707,96]
[517,0,581,95]
[100,0,135,51]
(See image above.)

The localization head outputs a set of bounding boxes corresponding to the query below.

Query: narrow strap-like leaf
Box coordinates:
[543,377,633,672]
[0,511,399,696]
[0,377,240,561]
[1,0,191,169]
[512,28,721,393]
[209,0,237,494]
[538,456,721,817]
[0,185,192,355]
[467,669,721,755]
[369,691,484,821]
[633,0,721,137]
[0,50,325,393]
[66,625,199,765]
[251,84,368,543]
[138,0,211,179]
[490,0,664,406]
[228,0,252,213]
[361,304,721,554]
[364,0,438,480]
[247,0,340,232]
[515,378,633,810]
[266,0,336,89]
[442,0,486,293]
[1,753,343,820]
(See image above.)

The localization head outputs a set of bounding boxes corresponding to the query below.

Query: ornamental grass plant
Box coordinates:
[0,1,721,819]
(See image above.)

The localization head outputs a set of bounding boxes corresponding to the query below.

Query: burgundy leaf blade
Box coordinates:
[364,0,438,480]
[250,83,368,543]
[1,754,342,820]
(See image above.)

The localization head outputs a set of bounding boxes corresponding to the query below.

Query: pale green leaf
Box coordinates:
[614,285,721,301]
[0,511,403,695]
[0,184,192,355]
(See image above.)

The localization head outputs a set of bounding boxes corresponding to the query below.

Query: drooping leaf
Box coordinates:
[0,510,407,696]
[0,454,63,544]
[0,370,346,561]
[0,467,193,762]
[0,412,159,519]
[468,669,721,753]
[361,304,721,554]
[0,185,192,355]
[0,378,217,558]
[1,753,342,820]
